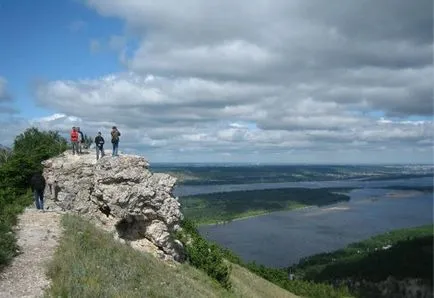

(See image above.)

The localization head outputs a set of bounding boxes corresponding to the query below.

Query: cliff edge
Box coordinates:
[42,151,185,262]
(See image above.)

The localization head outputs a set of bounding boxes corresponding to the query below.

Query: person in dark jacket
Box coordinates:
[111,126,121,157]
[95,131,105,160]
[30,172,46,210]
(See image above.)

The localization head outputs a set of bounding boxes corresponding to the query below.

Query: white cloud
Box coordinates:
[4,0,433,163]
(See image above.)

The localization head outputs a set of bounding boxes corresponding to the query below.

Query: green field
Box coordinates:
[180,188,350,225]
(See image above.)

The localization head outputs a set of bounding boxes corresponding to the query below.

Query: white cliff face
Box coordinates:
[42,151,185,262]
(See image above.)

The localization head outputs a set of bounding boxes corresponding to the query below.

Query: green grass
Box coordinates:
[180,188,349,225]
[0,189,32,270]
[218,246,352,298]
[45,214,298,298]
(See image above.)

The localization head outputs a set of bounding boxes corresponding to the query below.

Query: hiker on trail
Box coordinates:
[70,127,79,155]
[111,126,121,157]
[77,127,84,154]
[30,172,46,211]
[95,131,105,160]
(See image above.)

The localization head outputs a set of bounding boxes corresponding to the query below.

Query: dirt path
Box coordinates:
[0,208,62,298]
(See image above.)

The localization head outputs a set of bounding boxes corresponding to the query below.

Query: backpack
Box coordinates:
[111,131,120,143]
[79,131,85,143]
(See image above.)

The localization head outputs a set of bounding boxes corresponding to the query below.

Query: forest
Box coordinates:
[288,224,433,296]
[180,187,350,224]
[153,163,434,186]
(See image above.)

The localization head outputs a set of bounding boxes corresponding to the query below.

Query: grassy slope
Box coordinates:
[45,214,297,298]
[0,191,32,270]
[180,188,349,225]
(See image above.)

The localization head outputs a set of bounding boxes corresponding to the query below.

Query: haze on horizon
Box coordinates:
[0,0,433,164]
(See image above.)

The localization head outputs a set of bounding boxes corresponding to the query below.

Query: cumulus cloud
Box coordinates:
[22,0,434,162]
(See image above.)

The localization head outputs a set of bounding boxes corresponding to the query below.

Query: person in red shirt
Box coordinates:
[70,127,79,155]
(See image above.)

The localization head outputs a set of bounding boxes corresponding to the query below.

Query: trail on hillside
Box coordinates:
[0,208,62,298]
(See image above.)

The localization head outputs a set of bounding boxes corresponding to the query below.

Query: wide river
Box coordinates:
[174,177,433,268]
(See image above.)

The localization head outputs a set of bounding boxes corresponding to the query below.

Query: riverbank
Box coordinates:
[197,203,309,226]
[180,187,349,226]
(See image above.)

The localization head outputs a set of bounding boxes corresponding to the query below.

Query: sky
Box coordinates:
[0,0,433,164]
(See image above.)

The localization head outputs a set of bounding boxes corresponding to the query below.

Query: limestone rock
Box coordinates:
[42,151,185,262]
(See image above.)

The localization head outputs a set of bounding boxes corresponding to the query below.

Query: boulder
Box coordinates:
[42,151,185,262]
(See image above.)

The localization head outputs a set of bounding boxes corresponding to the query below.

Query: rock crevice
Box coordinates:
[42,152,185,262]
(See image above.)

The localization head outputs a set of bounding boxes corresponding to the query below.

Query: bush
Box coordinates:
[0,127,68,270]
[177,219,232,289]
[244,262,351,298]
[0,147,12,166]
[0,189,32,269]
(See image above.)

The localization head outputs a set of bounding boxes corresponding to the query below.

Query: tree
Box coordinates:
[13,127,68,160]
[0,127,68,190]
[83,134,93,149]
[0,148,12,166]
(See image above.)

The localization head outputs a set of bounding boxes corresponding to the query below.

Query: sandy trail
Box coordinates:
[0,208,62,298]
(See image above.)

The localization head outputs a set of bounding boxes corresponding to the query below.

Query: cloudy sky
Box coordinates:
[0,0,433,164]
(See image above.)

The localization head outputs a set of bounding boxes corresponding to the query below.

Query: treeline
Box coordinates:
[0,127,68,269]
[180,188,350,224]
[155,164,434,186]
[288,224,433,296]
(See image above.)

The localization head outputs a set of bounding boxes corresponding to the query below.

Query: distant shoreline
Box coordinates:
[197,204,313,226]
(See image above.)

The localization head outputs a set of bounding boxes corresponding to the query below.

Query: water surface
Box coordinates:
[199,187,433,267]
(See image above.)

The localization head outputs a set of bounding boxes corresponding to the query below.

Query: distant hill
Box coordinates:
[0,144,11,151]
[289,225,433,298]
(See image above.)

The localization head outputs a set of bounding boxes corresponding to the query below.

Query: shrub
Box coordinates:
[244,262,351,298]
[177,219,232,289]
[0,127,68,270]
[0,189,32,268]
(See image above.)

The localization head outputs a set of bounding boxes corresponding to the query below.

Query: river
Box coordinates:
[174,177,433,268]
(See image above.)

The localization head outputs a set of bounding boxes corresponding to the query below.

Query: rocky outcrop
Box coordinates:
[42,151,185,262]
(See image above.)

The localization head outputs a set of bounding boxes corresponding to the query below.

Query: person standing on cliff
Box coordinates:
[77,127,84,154]
[70,127,79,155]
[111,126,121,157]
[95,131,105,160]
[30,171,46,211]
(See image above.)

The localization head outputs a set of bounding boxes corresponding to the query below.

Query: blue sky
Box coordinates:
[0,0,432,163]
[0,0,122,117]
